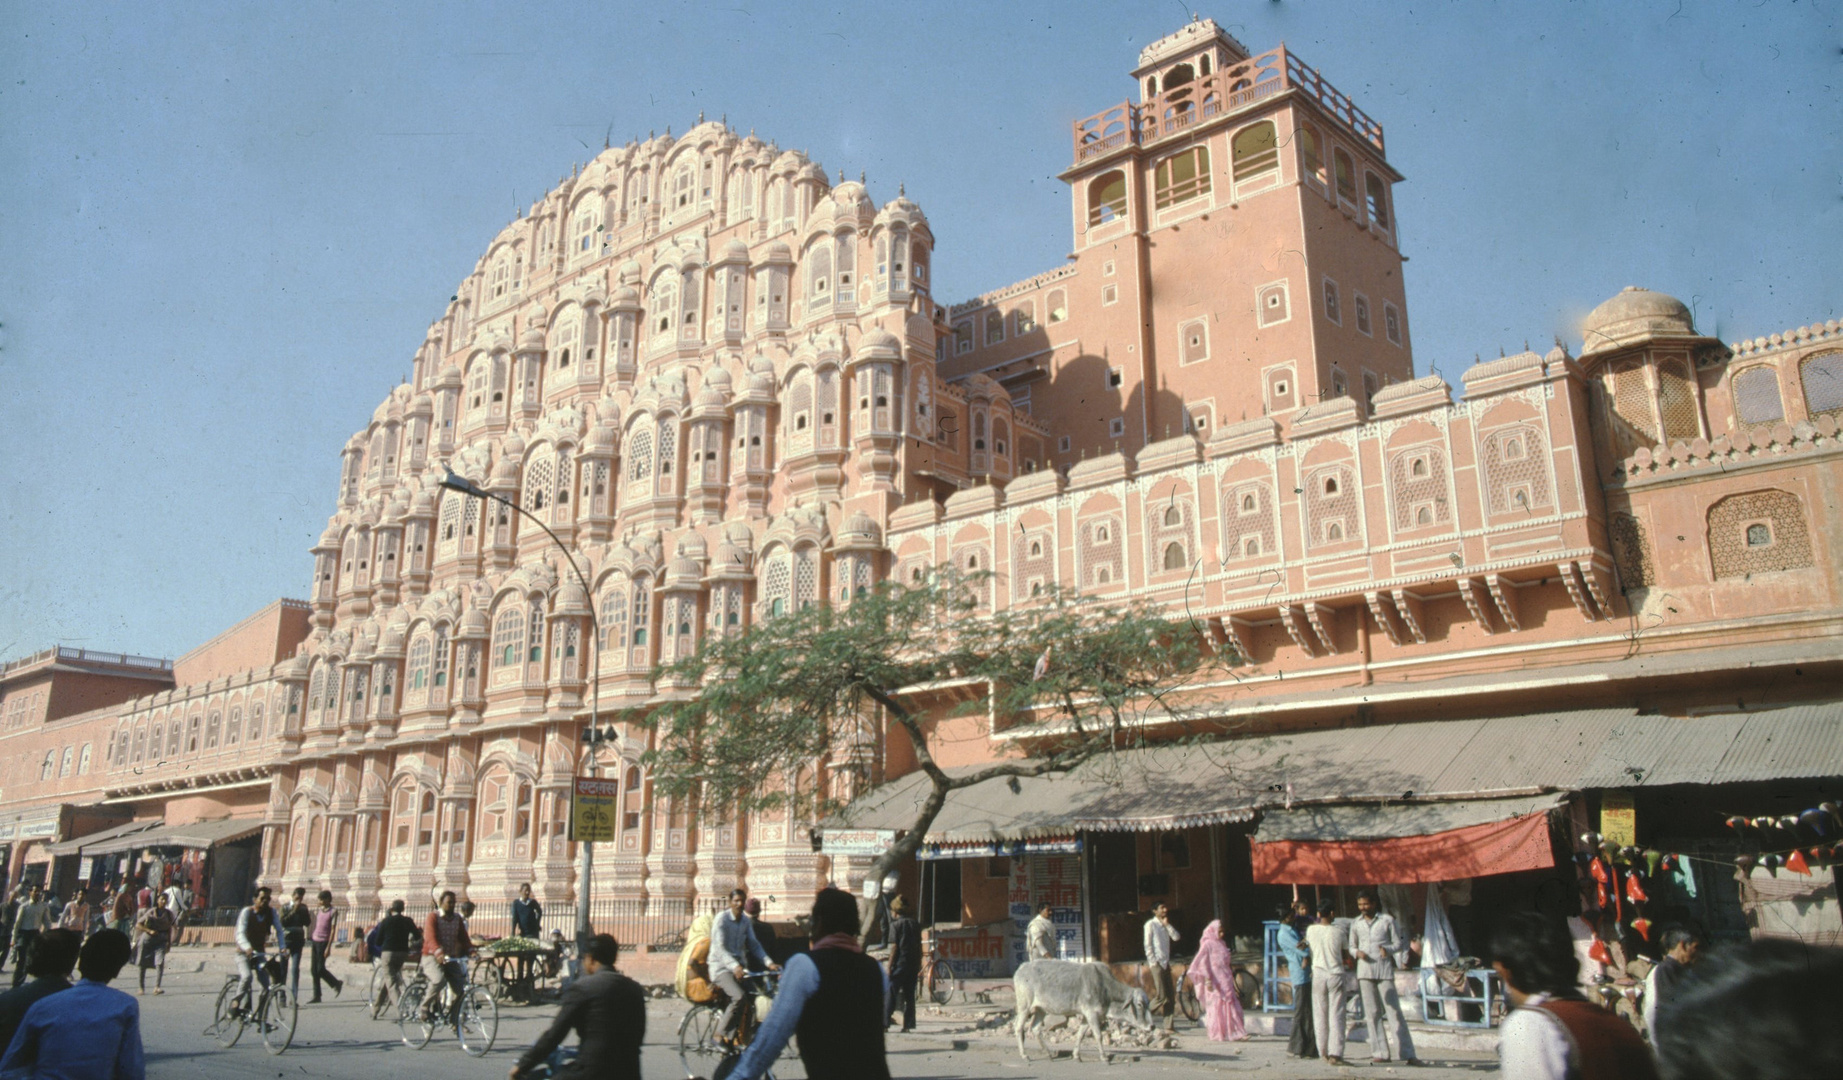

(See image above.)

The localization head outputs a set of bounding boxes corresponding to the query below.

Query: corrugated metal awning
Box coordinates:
[44,819,161,857]
[82,816,265,855]
[832,702,1842,847]
[1252,793,1566,842]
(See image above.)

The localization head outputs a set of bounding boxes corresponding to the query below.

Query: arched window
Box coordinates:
[1334,148,1357,200]
[432,628,450,688]
[226,707,241,745]
[186,715,201,753]
[1164,505,1182,527]
[418,790,438,849]
[1732,366,1785,425]
[525,450,554,513]
[131,727,146,765]
[763,550,792,617]
[528,606,545,663]
[1411,457,1428,477]
[149,721,163,759]
[627,428,653,481]
[248,703,263,741]
[1802,352,1843,418]
[167,720,181,757]
[1242,493,1257,513]
[1164,62,1194,88]
[76,744,91,775]
[1153,147,1211,209]
[1163,542,1187,571]
[494,605,525,669]
[807,245,832,309]
[1087,171,1127,227]
[1232,121,1278,181]
[630,578,651,649]
[651,276,677,338]
[1327,522,1344,542]
[1365,173,1390,228]
[1299,123,1325,184]
[408,633,432,690]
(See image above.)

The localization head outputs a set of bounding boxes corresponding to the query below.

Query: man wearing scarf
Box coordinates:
[730,887,890,1080]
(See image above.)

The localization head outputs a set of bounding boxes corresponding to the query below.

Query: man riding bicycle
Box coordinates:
[709,888,779,1045]
[420,890,472,1025]
[233,887,286,1015]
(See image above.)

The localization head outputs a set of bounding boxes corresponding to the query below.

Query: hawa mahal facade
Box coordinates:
[3,19,1838,932]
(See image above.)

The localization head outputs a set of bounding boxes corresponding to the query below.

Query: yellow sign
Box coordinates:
[570,777,620,843]
[1601,791,1636,847]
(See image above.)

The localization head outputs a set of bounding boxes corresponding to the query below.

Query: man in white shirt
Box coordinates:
[707,888,779,1043]
[1141,903,1180,1031]
[9,887,53,990]
[1304,900,1350,1065]
[1492,911,1657,1080]
[1348,890,1419,1065]
[1026,903,1056,961]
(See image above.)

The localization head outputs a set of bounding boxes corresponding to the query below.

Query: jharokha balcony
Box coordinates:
[1072,45,1386,165]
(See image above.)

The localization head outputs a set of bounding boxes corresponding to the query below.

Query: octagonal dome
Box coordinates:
[1581,287,1695,356]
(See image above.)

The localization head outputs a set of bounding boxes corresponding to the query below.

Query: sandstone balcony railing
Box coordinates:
[1072,45,1385,165]
[2,647,173,676]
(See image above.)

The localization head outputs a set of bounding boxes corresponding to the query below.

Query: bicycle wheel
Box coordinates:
[477,960,505,1001]
[210,979,245,1048]
[1177,975,1202,1021]
[676,1004,720,1056]
[926,958,957,1005]
[397,980,435,1049]
[260,986,299,1055]
[1235,969,1262,1011]
[459,984,498,1057]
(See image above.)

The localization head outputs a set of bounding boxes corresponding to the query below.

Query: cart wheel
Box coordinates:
[1177,976,1202,1021]
[479,961,506,1002]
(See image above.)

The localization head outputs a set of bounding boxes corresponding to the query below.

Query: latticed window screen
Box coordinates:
[528,607,545,663]
[1012,531,1054,601]
[793,552,817,609]
[1389,448,1451,530]
[1482,426,1553,514]
[462,499,480,542]
[657,422,676,478]
[1708,490,1814,579]
[1657,360,1702,441]
[555,451,573,509]
[1305,466,1361,548]
[1609,513,1656,588]
[763,553,792,615]
[601,587,626,649]
[1078,517,1123,585]
[1731,367,1785,426]
[1610,363,1659,445]
[630,581,651,647]
[526,455,554,511]
[628,430,653,482]
[1801,352,1843,417]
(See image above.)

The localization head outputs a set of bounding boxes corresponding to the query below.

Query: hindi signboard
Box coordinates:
[821,828,896,857]
[570,777,620,843]
[1601,790,1636,848]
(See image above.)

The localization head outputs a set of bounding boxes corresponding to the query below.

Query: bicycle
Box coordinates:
[397,963,498,1056]
[205,954,297,1055]
[677,970,781,1077]
[366,955,415,1020]
[919,934,959,1005]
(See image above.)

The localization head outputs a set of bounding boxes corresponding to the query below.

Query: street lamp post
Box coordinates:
[439,469,601,954]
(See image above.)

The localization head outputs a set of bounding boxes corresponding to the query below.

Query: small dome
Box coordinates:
[666,555,703,587]
[501,430,527,457]
[611,283,641,307]
[1545,342,1572,365]
[831,180,871,211]
[586,421,617,453]
[520,327,546,351]
[553,580,591,617]
[748,353,776,375]
[856,327,901,360]
[704,366,734,391]
[798,162,826,184]
[722,238,751,263]
[618,259,643,285]
[458,607,490,639]
[1581,287,1695,355]
[410,486,436,516]
[763,241,793,264]
[318,522,343,549]
[713,542,751,573]
[838,511,881,546]
[433,363,463,390]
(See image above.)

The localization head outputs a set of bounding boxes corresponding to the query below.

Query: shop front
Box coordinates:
[76,816,265,923]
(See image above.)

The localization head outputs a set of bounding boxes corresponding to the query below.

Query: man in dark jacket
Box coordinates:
[884,896,921,1033]
[0,928,80,1054]
[731,887,889,1080]
[511,933,644,1080]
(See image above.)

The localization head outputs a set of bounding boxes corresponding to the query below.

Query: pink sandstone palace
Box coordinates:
[3,19,1838,963]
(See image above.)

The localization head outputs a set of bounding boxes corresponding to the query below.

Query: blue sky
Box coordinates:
[1,0,1837,662]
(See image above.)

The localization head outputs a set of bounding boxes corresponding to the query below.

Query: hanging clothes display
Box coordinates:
[1420,883,1459,969]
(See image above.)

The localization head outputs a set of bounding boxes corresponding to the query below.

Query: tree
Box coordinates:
[642,568,1232,919]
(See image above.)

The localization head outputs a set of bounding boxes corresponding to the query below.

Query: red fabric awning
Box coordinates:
[1251,809,1556,885]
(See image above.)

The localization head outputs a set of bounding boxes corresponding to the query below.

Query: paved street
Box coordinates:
[118,949,1501,1079]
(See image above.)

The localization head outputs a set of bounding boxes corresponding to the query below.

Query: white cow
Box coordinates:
[1012,959,1154,1062]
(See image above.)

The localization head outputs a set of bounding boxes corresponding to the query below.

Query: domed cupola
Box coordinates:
[1580,287,1696,359]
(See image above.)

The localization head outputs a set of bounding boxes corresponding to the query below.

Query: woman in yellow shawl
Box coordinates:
[676,912,716,1003]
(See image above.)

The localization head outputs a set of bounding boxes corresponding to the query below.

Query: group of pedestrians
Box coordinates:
[1282,892,1421,1067]
[4,880,183,996]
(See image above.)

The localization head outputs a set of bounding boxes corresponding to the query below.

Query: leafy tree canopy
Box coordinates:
[642,569,1232,879]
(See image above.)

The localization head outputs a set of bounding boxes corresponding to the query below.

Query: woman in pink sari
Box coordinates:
[1189,919,1249,1042]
